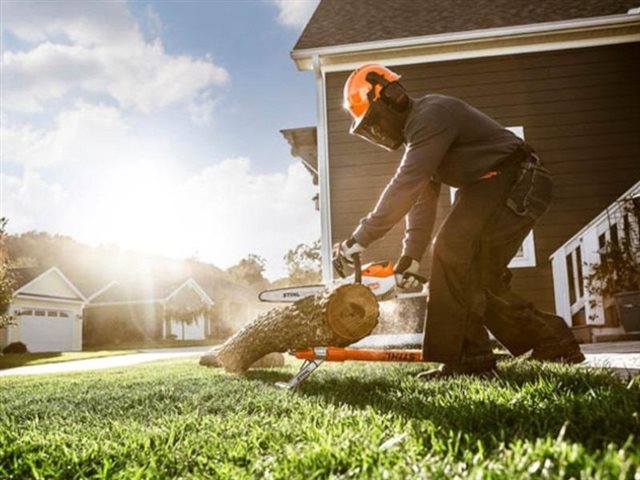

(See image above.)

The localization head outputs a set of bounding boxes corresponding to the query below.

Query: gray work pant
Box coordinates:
[423,157,574,364]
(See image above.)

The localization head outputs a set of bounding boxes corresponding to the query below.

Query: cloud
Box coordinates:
[188,91,219,127]
[181,158,319,275]
[272,0,319,29]
[1,103,319,278]
[0,1,229,114]
[0,0,138,47]
[1,102,137,169]
[1,172,74,233]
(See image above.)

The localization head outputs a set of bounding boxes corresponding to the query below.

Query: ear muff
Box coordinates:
[381,82,409,112]
[365,72,408,113]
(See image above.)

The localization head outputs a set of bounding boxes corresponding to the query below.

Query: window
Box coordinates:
[34,310,46,316]
[17,309,33,316]
[47,311,59,317]
[566,253,576,305]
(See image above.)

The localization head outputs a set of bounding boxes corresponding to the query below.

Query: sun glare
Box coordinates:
[79,160,189,258]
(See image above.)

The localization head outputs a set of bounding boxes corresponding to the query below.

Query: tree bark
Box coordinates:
[199,284,379,373]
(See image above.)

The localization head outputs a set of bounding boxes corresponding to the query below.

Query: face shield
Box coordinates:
[349,78,410,152]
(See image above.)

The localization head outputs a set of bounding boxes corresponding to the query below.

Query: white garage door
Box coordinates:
[19,309,75,352]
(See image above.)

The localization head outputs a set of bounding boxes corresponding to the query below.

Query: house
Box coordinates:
[84,277,215,346]
[287,0,640,340]
[2,267,86,352]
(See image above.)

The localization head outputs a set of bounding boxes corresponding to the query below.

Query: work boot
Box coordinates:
[417,354,497,380]
[527,310,585,364]
[530,338,585,364]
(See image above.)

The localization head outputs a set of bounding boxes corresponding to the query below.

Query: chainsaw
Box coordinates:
[258,255,428,303]
[258,254,428,390]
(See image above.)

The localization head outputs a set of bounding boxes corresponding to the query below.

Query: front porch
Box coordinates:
[550,180,640,343]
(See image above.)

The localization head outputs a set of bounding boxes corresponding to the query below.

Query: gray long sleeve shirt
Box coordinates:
[352,94,523,261]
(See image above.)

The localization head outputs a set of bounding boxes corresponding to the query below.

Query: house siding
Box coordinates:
[83,303,164,347]
[325,42,640,313]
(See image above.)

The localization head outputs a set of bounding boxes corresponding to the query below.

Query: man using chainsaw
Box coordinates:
[334,64,584,379]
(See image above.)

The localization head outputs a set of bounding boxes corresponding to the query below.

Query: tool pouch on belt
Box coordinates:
[505,160,553,221]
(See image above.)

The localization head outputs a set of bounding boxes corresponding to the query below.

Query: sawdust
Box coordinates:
[373,298,426,336]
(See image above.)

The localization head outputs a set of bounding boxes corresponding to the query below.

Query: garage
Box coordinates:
[18,309,75,353]
[2,267,86,353]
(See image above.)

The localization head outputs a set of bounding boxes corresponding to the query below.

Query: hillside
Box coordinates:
[5,231,253,302]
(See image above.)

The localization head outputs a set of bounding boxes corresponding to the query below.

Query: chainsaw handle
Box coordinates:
[404,271,427,285]
[353,253,362,284]
[332,249,362,284]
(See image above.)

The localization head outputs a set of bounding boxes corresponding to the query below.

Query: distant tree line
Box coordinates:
[3,229,322,295]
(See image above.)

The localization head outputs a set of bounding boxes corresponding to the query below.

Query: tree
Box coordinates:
[227,254,269,290]
[0,218,16,330]
[284,239,322,285]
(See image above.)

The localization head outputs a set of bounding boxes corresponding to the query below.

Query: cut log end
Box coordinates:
[327,284,379,341]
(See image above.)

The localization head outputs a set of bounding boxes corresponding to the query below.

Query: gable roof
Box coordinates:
[294,0,639,51]
[9,266,50,290]
[90,276,193,304]
[89,276,220,307]
[165,278,215,306]
[11,266,87,302]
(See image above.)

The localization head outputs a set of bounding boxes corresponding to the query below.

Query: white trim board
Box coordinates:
[293,13,640,71]
[14,294,85,306]
[550,180,640,260]
[313,55,334,283]
[87,280,119,302]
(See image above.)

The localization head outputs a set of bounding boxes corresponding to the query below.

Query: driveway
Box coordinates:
[0,346,210,377]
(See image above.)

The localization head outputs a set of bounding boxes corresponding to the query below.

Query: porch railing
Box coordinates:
[550,180,640,326]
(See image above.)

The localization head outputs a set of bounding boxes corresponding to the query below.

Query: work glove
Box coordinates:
[394,255,424,290]
[332,237,365,277]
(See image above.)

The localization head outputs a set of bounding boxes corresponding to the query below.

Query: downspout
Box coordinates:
[313,54,333,283]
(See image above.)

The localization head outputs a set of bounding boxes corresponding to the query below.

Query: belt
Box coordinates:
[478,143,540,180]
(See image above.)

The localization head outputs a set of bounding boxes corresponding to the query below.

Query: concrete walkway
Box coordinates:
[0,346,210,377]
[580,341,640,374]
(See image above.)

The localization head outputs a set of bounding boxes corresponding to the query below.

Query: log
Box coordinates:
[199,349,285,369]
[200,284,379,373]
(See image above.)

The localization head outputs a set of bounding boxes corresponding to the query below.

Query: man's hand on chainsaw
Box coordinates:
[333,237,365,277]
[394,255,424,290]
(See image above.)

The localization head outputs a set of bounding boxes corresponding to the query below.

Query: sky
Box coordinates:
[0,0,322,279]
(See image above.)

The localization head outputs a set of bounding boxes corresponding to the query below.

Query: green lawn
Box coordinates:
[0,350,136,370]
[1,358,638,479]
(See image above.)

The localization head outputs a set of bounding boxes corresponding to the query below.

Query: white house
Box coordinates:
[85,277,216,345]
[2,267,86,352]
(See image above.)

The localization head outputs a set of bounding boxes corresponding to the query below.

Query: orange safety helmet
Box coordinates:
[343,64,410,151]
[343,64,401,119]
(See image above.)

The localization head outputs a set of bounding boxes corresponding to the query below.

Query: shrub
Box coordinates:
[3,342,28,354]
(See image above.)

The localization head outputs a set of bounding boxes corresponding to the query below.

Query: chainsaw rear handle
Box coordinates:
[401,270,427,285]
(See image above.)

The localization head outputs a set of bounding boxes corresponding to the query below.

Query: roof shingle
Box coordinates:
[294,0,638,51]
